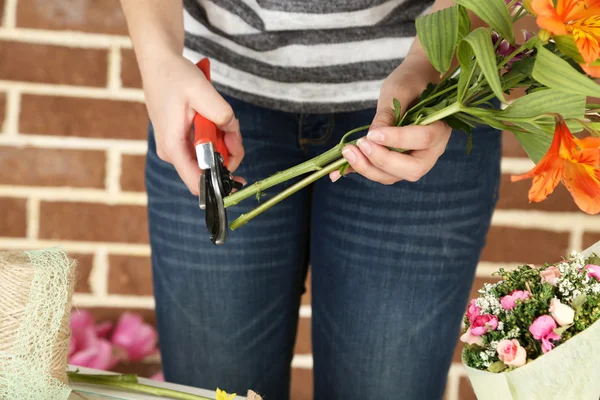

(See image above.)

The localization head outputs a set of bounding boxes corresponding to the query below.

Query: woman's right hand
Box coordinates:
[141,54,245,195]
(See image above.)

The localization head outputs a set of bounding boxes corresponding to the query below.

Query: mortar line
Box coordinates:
[0,80,144,101]
[0,27,132,48]
[0,134,147,152]
[26,197,40,240]
[1,0,17,29]
[3,88,20,136]
[108,45,122,92]
[89,248,109,296]
[106,148,122,195]
[570,225,584,253]
[0,238,151,255]
[0,186,147,204]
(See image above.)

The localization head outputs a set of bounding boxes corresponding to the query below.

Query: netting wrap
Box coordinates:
[0,248,75,400]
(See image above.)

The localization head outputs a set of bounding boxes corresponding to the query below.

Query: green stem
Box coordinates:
[229,158,347,230]
[68,374,213,400]
[419,102,462,125]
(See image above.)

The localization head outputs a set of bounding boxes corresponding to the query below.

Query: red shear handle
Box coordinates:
[193,58,229,167]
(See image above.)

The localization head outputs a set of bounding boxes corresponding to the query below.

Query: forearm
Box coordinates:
[119,0,184,76]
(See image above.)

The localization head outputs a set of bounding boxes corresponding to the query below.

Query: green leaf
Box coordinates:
[554,35,584,63]
[415,6,459,75]
[512,130,552,163]
[510,57,535,77]
[487,361,508,373]
[455,0,514,43]
[458,5,471,42]
[501,89,586,120]
[462,28,507,103]
[553,324,573,336]
[572,293,587,314]
[589,256,600,265]
[533,44,600,98]
[467,131,473,155]
[446,115,473,134]
[393,98,401,126]
[457,41,475,102]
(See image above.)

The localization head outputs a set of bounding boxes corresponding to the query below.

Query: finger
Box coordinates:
[366,121,451,151]
[186,72,236,129]
[356,138,443,182]
[165,132,202,195]
[329,166,355,182]
[223,130,245,173]
[341,145,399,185]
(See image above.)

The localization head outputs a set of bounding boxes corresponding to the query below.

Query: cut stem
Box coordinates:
[229,158,347,230]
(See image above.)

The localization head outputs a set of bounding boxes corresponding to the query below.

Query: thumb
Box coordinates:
[187,71,237,130]
[371,102,396,130]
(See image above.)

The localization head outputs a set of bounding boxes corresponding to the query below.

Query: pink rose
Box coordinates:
[466,299,481,324]
[540,266,561,286]
[460,327,484,347]
[471,314,498,336]
[496,339,527,367]
[585,264,600,281]
[529,315,561,353]
[549,298,574,326]
[500,290,531,310]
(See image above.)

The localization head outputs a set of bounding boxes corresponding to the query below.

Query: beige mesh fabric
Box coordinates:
[0,248,75,400]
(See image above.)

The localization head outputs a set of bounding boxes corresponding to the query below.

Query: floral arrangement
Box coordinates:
[461,251,600,372]
[223,0,600,229]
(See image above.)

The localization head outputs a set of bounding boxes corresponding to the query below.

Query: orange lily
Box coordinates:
[511,118,600,214]
[531,0,600,74]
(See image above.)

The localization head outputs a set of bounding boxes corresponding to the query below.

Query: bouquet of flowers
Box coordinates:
[223,0,600,229]
[461,240,600,399]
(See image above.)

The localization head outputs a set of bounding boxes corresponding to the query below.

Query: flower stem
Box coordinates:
[229,158,348,230]
[68,373,213,400]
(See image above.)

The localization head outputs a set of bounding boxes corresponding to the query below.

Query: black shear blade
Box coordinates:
[204,169,228,245]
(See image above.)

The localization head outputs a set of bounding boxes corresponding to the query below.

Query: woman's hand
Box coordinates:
[330,62,451,185]
[143,54,245,195]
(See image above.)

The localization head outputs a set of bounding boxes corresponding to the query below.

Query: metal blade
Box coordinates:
[204,169,228,245]
[199,173,207,210]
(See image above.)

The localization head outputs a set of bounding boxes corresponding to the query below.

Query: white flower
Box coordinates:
[480,352,489,361]
[497,321,504,332]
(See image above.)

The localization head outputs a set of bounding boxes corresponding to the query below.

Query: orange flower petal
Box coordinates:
[537,16,569,35]
[528,164,565,202]
[575,136,600,151]
[565,0,600,21]
[562,160,600,214]
[571,16,600,63]
[531,0,557,17]
[580,63,600,77]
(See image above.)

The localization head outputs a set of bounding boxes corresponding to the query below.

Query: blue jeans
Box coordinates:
[145,94,502,400]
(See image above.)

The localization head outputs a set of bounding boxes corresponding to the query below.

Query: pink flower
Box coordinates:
[111,312,158,362]
[500,290,531,310]
[466,299,481,324]
[460,327,484,347]
[151,371,164,382]
[496,339,527,367]
[470,314,498,336]
[540,266,561,286]
[70,310,95,356]
[69,326,119,370]
[585,264,600,281]
[529,315,561,353]
[549,298,575,326]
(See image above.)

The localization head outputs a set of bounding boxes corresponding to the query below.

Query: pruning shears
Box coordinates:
[193,58,242,245]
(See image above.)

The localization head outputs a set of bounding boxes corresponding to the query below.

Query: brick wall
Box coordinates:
[0,1,599,399]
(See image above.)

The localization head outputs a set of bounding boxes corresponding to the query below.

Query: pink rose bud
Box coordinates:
[111,312,158,362]
[540,266,561,286]
[585,264,600,281]
[460,327,484,347]
[500,290,531,310]
[69,327,119,370]
[496,339,527,367]
[470,314,498,336]
[529,315,561,353]
[549,298,574,326]
[466,299,481,324]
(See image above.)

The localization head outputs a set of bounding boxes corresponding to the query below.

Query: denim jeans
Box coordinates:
[145,94,502,400]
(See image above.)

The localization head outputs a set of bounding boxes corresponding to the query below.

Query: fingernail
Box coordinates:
[367,131,384,143]
[357,138,372,155]
[330,170,341,182]
[342,148,356,163]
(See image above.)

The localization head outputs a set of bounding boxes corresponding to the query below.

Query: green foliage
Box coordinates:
[455,0,514,43]
[415,6,461,75]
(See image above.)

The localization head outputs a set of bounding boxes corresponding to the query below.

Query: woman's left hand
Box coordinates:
[330,64,452,185]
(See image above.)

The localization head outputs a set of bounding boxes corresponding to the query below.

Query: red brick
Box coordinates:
[73,253,94,293]
[459,377,477,400]
[294,317,311,354]
[0,92,5,130]
[39,202,149,243]
[0,198,27,237]
[502,131,529,158]
[583,233,600,251]
[108,255,153,296]
[0,146,105,188]
[20,95,148,140]
[121,49,142,89]
[291,368,313,400]
[16,0,128,35]
[481,227,569,264]
[120,154,145,192]
[497,174,580,212]
[0,41,107,86]
[301,269,311,305]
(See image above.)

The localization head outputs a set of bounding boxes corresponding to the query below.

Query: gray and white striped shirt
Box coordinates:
[182,0,434,113]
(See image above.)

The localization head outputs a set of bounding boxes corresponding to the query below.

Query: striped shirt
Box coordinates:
[182,0,434,113]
